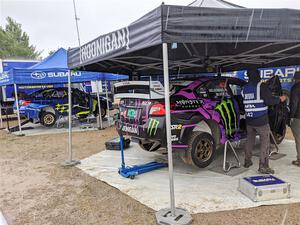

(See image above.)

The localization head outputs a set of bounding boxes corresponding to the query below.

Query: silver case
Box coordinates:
[238,178,291,202]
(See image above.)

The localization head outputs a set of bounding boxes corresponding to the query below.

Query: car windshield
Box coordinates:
[196,79,230,99]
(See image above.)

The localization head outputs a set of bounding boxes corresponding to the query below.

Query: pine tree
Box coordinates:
[0,17,41,59]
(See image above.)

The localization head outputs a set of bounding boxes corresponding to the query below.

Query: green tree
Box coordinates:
[48,48,60,56]
[0,17,41,59]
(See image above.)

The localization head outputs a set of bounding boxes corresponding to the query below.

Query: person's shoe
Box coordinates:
[258,167,275,174]
[292,160,300,167]
[244,160,253,168]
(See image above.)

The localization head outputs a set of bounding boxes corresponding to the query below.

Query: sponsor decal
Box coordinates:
[80,27,130,63]
[0,72,9,81]
[252,177,276,183]
[147,118,159,136]
[122,125,138,134]
[171,135,179,141]
[175,99,203,109]
[31,71,46,79]
[56,104,69,113]
[171,124,182,130]
[215,99,237,137]
[31,71,81,80]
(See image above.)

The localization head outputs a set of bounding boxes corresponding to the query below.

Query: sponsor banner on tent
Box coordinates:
[68,7,162,68]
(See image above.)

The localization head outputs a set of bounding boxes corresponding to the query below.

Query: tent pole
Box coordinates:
[63,70,80,166]
[162,43,176,216]
[96,80,103,129]
[155,43,192,225]
[14,84,23,136]
[105,80,110,126]
[0,101,3,129]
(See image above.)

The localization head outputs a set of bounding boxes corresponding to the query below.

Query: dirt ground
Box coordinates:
[1,126,300,225]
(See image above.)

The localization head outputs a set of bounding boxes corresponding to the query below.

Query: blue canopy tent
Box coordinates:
[0,48,127,164]
[0,48,127,86]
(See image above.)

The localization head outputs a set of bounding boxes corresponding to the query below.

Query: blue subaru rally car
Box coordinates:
[14,87,112,127]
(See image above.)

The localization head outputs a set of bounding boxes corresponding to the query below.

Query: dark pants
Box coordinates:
[291,118,300,160]
[245,124,271,168]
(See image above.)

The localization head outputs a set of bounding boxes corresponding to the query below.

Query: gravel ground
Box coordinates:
[0,126,299,225]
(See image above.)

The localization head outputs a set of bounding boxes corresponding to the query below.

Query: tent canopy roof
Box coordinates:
[0,48,127,86]
[68,5,300,76]
[189,0,244,8]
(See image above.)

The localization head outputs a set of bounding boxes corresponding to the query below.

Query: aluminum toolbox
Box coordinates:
[105,137,131,150]
[238,175,291,202]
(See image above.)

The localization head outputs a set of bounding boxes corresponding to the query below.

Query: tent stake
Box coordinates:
[63,70,80,167]
[155,43,192,225]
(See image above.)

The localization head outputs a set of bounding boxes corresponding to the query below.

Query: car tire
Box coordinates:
[40,111,56,127]
[94,105,106,119]
[182,132,216,168]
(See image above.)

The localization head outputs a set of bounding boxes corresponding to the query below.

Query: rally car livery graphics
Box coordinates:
[15,87,112,127]
[116,76,287,168]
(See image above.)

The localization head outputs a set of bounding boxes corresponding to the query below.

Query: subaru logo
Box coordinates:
[31,71,46,79]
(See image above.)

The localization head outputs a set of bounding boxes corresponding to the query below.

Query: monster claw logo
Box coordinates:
[215,99,237,137]
[147,118,159,136]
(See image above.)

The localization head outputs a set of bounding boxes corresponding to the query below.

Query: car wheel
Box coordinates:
[100,107,106,118]
[182,132,216,168]
[93,104,106,119]
[40,112,56,127]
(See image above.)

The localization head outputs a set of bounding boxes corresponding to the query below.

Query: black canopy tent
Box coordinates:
[69,5,300,76]
[68,4,300,224]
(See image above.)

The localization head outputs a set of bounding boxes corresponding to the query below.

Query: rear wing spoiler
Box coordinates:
[114,81,164,99]
[114,80,194,99]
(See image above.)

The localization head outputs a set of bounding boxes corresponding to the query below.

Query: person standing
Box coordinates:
[289,72,300,166]
[241,69,286,174]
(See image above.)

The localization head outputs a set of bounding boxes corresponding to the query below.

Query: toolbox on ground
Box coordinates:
[105,137,131,150]
[238,175,291,202]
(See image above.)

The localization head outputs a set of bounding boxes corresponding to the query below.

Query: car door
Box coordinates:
[196,78,240,138]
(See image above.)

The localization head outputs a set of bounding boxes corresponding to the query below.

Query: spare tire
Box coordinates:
[40,111,56,127]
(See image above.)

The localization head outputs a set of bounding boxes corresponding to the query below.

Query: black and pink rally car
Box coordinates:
[115,76,287,168]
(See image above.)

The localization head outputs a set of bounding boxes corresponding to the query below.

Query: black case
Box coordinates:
[105,137,131,150]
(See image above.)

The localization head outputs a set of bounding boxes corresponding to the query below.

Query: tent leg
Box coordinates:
[105,80,111,126]
[96,80,103,129]
[0,101,3,129]
[14,84,24,136]
[63,70,80,167]
[155,43,192,225]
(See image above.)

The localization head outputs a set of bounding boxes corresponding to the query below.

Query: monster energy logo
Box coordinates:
[147,118,159,136]
[215,99,237,137]
[56,104,69,113]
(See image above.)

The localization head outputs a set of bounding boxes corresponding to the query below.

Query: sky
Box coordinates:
[1,0,300,58]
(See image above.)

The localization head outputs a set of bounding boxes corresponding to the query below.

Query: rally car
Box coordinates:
[15,87,112,127]
[115,76,288,168]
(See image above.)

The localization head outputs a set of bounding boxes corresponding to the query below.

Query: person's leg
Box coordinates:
[244,125,256,167]
[256,124,274,174]
[291,118,300,164]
